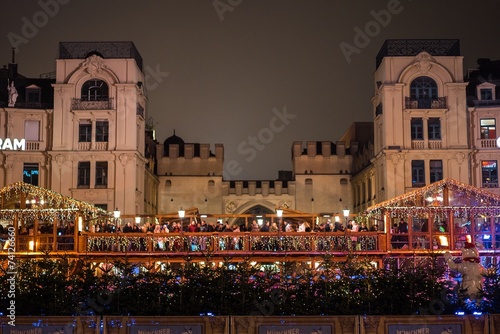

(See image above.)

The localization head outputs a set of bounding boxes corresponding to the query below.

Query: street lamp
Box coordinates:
[343,208,350,226]
[178,208,185,232]
[113,208,121,231]
[276,208,283,231]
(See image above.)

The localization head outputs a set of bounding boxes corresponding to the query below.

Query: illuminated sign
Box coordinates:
[0,138,26,150]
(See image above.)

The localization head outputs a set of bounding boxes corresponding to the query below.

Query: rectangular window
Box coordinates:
[412,160,425,187]
[480,118,496,139]
[480,88,493,101]
[95,204,108,211]
[482,160,498,188]
[78,161,91,188]
[430,160,443,183]
[95,120,109,142]
[411,118,424,140]
[24,120,40,141]
[23,163,39,186]
[79,120,92,142]
[428,118,441,140]
[26,89,41,103]
[95,161,108,188]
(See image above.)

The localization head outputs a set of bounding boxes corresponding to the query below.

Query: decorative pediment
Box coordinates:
[80,54,107,76]
[413,52,436,73]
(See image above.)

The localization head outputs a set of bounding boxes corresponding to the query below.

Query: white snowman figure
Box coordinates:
[444,242,487,300]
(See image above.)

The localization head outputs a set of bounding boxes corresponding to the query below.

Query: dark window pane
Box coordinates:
[412,160,425,187]
[428,118,441,140]
[81,80,109,101]
[430,160,443,183]
[95,161,108,187]
[96,120,109,142]
[78,161,91,188]
[23,163,39,186]
[411,118,424,140]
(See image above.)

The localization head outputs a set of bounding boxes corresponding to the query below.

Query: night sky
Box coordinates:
[1,1,500,179]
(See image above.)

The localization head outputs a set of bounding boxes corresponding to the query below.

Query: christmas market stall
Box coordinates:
[360,178,500,255]
[0,181,109,254]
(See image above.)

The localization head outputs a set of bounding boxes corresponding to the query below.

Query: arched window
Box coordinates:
[305,178,313,185]
[208,180,215,187]
[81,79,109,101]
[410,76,437,108]
[165,180,172,187]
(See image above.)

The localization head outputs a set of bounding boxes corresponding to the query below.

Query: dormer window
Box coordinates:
[81,79,108,101]
[25,85,41,106]
[480,88,493,100]
[477,82,496,101]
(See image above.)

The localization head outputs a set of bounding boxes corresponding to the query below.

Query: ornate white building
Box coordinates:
[1,39,499,222]
[0,42,157,216]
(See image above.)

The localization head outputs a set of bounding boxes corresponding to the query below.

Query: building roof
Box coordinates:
[0,65,54,108]
[0,182,109,220]
[59,41,143,70]
[376,39,460,68]
[363,178,500,218]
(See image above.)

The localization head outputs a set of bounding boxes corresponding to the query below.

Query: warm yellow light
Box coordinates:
[466,235,472,243]
[78,216,83,232]
[28,240,35,251]
[439,236,449,247]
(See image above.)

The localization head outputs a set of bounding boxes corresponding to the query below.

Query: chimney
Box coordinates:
[8,48,17,79]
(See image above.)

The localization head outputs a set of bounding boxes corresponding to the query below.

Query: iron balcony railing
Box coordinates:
[72,98,114,110]
[405,97,447,109]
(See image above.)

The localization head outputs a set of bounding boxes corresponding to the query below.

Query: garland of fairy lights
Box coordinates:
[0,208,81,221]
[363,178,500,220]
[0,181,109,219]
[85,234,379,252]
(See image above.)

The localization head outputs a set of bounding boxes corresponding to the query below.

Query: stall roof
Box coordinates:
[363,178,500,218]
[0,182,109,220]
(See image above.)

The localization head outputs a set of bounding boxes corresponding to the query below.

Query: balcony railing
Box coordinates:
[479,139,497,148]
[405,97,447,109]
[78,141,109,150]
[72,98,114,110]
[83,232,380,254]
[25,141,41,151]
[6,229,500,260]
[411,140,442,149]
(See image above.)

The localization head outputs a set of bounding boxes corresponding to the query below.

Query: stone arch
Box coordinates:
[398,53,455,97]
[232,199,276,215]
[65,56,120,98]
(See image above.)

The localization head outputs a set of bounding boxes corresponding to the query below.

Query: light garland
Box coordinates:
[0,181,110,219]
[363,178,500,220]
[84,234,378,253]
